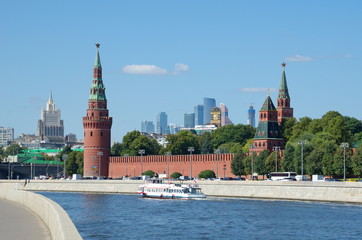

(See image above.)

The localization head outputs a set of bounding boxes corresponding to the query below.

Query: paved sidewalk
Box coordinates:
[0,198,51,240]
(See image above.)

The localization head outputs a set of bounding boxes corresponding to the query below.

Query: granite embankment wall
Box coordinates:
[0,182,82,240]
[2,180,362,203]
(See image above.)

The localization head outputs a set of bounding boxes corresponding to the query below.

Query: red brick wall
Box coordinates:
[108,153,235,179]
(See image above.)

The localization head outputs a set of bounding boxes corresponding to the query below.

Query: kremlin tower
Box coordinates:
[83,44,113,178]
[277,63,293,125]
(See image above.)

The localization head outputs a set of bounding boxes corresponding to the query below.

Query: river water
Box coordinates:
[39,192,362,240]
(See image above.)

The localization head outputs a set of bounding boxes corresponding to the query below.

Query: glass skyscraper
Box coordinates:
[247,105,256,128]
[194,104,204,125]
[184,113,195,128]
[203,98,216,124]
[141,121,155,133]
[156,112,168,134]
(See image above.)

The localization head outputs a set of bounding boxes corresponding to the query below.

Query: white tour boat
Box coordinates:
[138,179,206,199]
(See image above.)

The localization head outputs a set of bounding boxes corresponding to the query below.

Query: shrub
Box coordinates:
[142,170,158,178]
[198,170,216,179]
[170,172,182,179]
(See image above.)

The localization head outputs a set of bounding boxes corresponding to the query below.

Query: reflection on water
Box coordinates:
[39,192,362,240]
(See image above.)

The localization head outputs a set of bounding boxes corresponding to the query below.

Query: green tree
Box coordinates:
[290,117,312,141]
[198,170,216,179]
[198,132,213,154]
[65,151,78,175]
[171,172,182,179]
[231,151,246,176]
[266,152,279,173]
[305,148,323,175]
[344,116,362,135]
[142,170,157,178]
[164,130,199,155]
[280,118,297,142]
[4,143,25,158]
[0,147,4,162]
[211,124,255,150]
[333,147,351,178]
[255,150,269,177]
[120,131,161,156]
[281,142,295,172]
[75,151,84,175]
[351,143,362,179]
[111,143,124,156]
[217,142,243,153]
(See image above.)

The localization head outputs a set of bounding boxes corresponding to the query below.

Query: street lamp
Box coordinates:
[124,154,129,177]
[214,149,220,178]
[97,152,103,179]
[188,147,194,179]
[62,154,68,179]
[272,146,280,172]
[166,152,171,178]
[340,143,349,182]
[138,149,145,176]
[249,144,254,180]
[298,141,306,178]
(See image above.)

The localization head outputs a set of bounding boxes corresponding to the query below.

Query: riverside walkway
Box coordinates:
[0,198,51,240]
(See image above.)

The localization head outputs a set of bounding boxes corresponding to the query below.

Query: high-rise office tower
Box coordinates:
[210,107,221,127]
[184,113,195,128]
[194,104,204,125]
[0,127,14,146]
[277,63,293,125]
[247,105,256,128]
[83,44,113,178]
[203,98,216,124]
[141,121,155,133]
[37,92,64,137]
[156,112,168,134]
[220,103,232,126]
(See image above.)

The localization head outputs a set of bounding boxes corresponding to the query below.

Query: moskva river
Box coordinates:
[39,192,362,240]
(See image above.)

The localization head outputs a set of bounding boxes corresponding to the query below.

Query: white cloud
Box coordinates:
[122,63,190,75]
[285,55,313,62]
[240,88,277,93]
[174,63,189,72]
[122,65,168,75]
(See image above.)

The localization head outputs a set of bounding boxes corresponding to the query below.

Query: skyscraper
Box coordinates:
[220,103,232,126]
[194,104,204,125]
[210,107,221,127]
[0,127,14,146]
[247,105,256,128]
[184,113,195,128]
[83,44,113,178]
[156,112,168,134]
[141,121,155,133]
[203,98,216,124]
[37,92,64,138]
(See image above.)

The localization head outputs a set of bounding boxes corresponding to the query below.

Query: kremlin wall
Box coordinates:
[83,45,293,179]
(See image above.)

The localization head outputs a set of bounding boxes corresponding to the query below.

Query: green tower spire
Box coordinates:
[89,43,107,101]
[278,63,290,100]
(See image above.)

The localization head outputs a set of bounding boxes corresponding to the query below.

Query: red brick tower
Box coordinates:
[277,63,293,125]
[83,44,112,178]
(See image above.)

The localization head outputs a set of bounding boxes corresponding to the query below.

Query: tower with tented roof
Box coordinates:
[277,63,293,125]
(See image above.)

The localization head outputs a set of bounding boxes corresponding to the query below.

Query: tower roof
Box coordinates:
[89,43,107,101]
[261,95,276,111]
[278,63,290,100]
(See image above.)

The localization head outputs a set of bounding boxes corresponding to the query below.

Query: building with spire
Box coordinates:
[83,44,113,178]
[37,92,64,138]
[277,63,293,125]
[252,94,284,154]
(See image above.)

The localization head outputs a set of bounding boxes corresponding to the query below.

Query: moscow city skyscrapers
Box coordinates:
[203,98,216,124]
[141,121,155,133]
[220,103,232,126]
[247,105,256,128]
[156,112,168,134]
[194,104,204,125]
[184,113,195,128]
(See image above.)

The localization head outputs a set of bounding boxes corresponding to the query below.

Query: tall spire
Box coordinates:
[278,62,290,100]
[89,43,106,101]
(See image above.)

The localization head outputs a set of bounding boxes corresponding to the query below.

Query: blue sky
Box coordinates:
[1,1,361,142]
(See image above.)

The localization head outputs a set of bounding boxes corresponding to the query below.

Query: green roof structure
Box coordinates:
[89,44,107,101]
[278,63,290,100]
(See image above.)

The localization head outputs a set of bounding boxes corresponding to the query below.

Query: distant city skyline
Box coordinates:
[2,1,362,141]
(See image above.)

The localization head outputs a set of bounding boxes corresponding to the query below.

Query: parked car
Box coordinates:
[234,177,246,181]
[222,177,234,181]
[324,178,341,182]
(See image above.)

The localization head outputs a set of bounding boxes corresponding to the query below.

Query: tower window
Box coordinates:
[101,132,103,136]
[90,131,93,136]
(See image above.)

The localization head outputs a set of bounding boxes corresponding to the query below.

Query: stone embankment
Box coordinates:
[0,181,82,240]
[1,179,362,203]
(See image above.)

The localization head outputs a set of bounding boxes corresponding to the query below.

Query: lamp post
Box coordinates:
[214,149,220,178]
[188,147,194,179]
[249,144,254,180]
[124,154,129,177]
[272,146,280,172]
[298,141,306,178]
[91,156,96,178]
[166,152,171,178]
[62,154,68,179]
[340,143,349,182]
[138,149,145,176]
[97,152,103,179]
